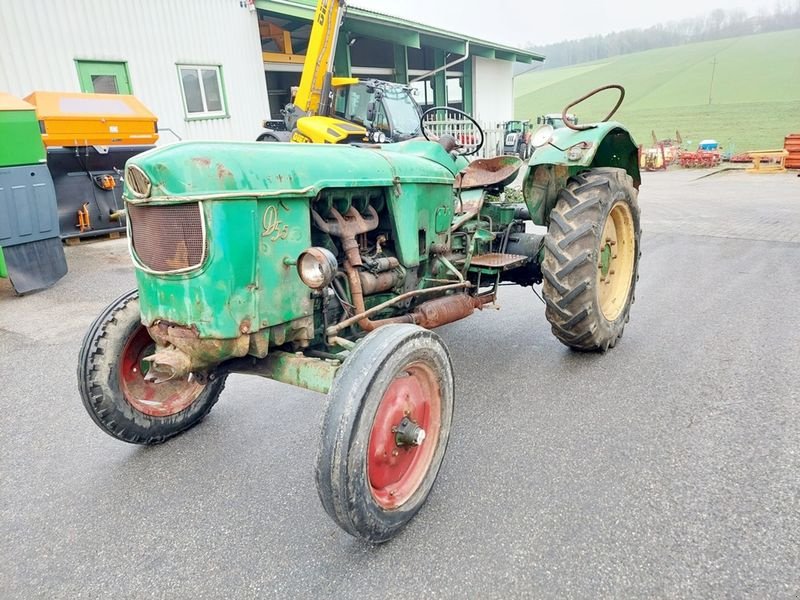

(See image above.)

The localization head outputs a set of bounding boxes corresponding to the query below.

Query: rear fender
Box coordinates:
[522,122,640,226]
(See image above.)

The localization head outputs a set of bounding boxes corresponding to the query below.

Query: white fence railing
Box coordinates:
[422,113,506,160]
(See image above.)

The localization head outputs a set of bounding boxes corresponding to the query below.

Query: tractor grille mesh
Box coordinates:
[128,203,205,272]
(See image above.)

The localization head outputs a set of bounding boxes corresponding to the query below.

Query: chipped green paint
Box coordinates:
[127,139,463,343]
[522,121,640,226]
[124,140,459,205]
[134,198,313,338]
[256,350,340,394]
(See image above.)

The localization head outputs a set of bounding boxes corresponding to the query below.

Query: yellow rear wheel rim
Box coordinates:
[597,201,636,321]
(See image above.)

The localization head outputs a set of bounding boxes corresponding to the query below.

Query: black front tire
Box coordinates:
[77,289,227,445]
[541,168,641,351]
[315,324,454,543]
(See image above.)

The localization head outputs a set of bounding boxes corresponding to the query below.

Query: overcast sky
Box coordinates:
[351,0,762,47]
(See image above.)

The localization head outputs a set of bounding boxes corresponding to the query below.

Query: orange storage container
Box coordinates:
[23,91,158,147]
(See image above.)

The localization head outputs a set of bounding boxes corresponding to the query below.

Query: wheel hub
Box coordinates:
[599,241,613,279]
[367,363,441,509]
[120,326,205,417]
[393,416,426,447]
[597,201,636,321]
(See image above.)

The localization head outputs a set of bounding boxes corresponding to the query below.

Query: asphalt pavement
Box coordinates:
[1,169,798,599]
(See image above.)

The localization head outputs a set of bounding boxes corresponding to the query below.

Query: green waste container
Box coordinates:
[0,92,66,293]
[0,93,47,167]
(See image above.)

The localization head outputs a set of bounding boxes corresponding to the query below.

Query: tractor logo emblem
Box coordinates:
[262,205,290,242]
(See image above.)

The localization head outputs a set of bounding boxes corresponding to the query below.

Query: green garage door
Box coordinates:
[75,61,132,94]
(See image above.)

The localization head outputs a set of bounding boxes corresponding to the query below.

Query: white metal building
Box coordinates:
[0,0,542,142]
[0,0,268,142]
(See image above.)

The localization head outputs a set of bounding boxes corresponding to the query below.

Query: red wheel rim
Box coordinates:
[367,362,442,510]
[119,326,204,417]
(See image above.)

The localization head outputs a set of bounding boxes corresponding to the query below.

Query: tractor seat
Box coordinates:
[454,156,523,191]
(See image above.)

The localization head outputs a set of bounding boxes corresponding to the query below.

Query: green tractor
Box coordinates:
[78,86,641,543]
[501,119,532,158]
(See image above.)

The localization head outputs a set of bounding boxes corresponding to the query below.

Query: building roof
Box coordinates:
[256,0,545,64]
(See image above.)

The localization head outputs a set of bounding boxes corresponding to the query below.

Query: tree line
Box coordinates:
[529,2,800,69]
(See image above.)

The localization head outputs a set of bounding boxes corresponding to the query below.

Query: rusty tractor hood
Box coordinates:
[123,139,461,204]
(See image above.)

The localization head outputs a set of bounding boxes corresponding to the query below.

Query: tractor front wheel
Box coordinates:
[541,168,641,351]
[315,324,454,543]
[77,289,227,444]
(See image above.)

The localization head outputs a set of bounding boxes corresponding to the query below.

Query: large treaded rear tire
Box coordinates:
[78,289,227,445]
[541,168,641,351]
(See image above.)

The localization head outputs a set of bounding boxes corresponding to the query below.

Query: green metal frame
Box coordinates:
[255,0,544,62]
[74,60,132,94]
[393,45,408,84]
[462,57,473,115]
[0,247,7,279]
[334,38,352,77]
[433,49,447,106]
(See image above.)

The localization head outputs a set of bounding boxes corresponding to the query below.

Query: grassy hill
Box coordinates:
[514,29,800,152]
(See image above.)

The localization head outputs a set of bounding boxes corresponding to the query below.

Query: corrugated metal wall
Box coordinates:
[0,0,269,142]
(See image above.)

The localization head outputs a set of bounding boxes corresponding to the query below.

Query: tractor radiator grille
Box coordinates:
[128,203,205,273]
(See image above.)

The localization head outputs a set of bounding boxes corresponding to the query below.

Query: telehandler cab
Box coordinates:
[259,0,422,145]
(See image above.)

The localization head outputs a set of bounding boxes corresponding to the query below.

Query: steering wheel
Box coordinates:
[562,84,626,131]
[420,106,484,156]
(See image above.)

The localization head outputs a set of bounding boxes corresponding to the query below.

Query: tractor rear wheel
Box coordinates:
[78,289,227,444]
[541,168,641,351]
[315,324,454,543]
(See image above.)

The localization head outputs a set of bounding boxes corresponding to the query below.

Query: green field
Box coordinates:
[515,29,800,152]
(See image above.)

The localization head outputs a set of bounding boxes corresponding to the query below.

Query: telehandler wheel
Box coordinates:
[315,324,454,543]
[541,168,641,351]
[77,289,227,445]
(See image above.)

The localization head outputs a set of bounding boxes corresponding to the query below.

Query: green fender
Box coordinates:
[522,121,640,227]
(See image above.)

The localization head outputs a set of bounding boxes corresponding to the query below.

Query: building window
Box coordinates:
[178,65,227,118]
[75,60,132,94]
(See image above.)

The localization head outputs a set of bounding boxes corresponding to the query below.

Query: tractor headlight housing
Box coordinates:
[297,247,338,289]
[371,131,387,143]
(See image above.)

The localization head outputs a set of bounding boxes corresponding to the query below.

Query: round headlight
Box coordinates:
[297,247,338,289]
[377,131,387,143]
[125,164,151,198]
